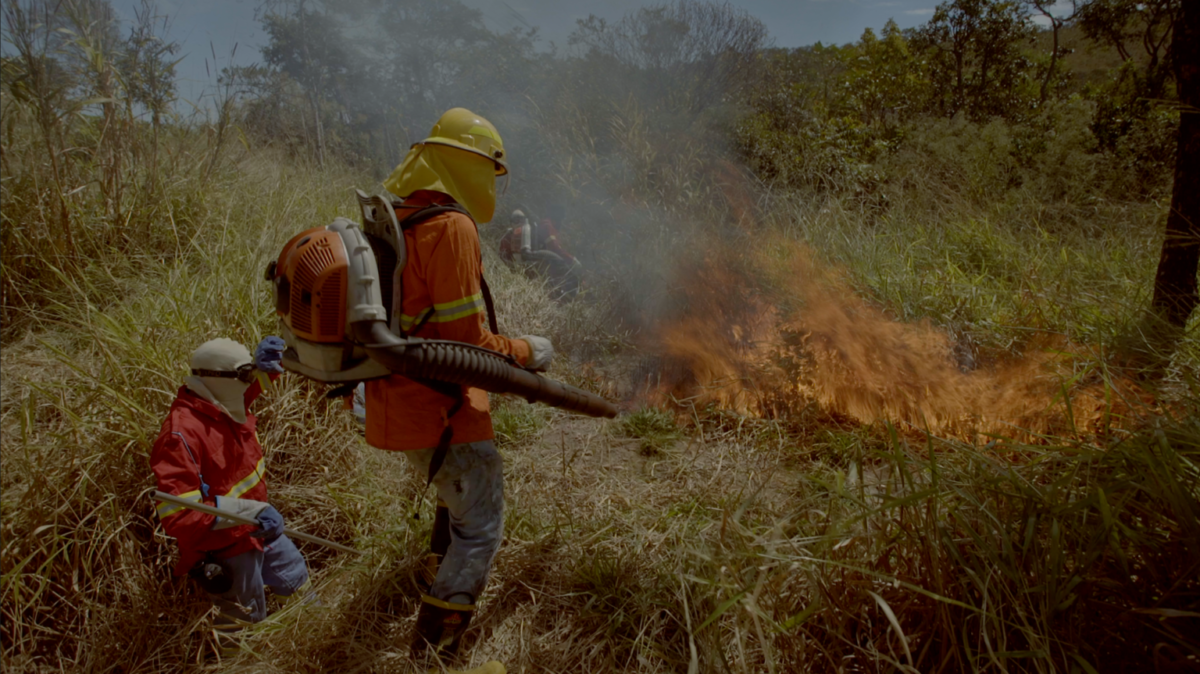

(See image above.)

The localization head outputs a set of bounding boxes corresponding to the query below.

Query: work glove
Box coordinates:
[212,495,269,530]
[251,505,285,542]
[519,335,554,372]
[254,336,287,374]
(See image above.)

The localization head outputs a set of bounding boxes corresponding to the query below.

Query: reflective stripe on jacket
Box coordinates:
[398,292,487,332]
[364,190,532,451]
[151,383,270,575]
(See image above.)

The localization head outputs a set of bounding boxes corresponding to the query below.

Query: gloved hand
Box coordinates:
[519,335,554,372]
[254,336,286,374]
[252,505,285,542]
[212,495,269,530]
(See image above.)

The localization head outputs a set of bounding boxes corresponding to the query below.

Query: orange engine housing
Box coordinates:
[274,226,349,343]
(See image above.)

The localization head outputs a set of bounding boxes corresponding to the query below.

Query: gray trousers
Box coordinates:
[211,534,309,649]
[404,440,505,603]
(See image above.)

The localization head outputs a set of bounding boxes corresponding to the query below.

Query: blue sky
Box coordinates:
[112,0,947,108]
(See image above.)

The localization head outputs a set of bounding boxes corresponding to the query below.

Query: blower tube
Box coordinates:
[352,321,618,419]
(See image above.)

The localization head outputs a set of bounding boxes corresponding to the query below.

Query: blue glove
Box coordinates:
[254,336,286,374]
[252,505,285,542]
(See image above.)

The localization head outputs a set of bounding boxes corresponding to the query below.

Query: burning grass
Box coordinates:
[648,230,1182,446]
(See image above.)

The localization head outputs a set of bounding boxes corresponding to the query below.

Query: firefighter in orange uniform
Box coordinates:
[366,108,554,659]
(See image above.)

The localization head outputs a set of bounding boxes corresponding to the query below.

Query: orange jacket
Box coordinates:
[364,190,532,451]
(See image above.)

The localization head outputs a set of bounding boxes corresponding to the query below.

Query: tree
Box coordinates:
[912,0,1036,119]
[251,0,535,168]
[1149,0,1199,330]
[120,0,179,190]
[843,20,928,129]
[1078,0,1179,100]
[60,0,127,215]
[568,0,769,116]
[733,26,932,193]
[334,0,533,150]
[260,3,351,166]
[1022,0,1078,105]
[2,0,78,258]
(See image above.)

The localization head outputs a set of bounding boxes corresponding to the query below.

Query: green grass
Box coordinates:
[774,194,1162,343]
[619,406,685,456]
[707,418,1200,673]
[758,184,1200,406]
[490,396,553,449]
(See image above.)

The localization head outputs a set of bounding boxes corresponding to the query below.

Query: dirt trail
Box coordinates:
[459,413,798,672]
[505,415,794,536]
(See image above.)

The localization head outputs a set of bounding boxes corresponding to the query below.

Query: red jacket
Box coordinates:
[498,218,575,263]
[151,380,271,575]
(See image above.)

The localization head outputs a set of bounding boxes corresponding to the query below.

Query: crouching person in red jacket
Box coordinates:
[151,337,309,655]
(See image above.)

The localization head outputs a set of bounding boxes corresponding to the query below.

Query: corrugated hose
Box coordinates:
[352,321,618,419]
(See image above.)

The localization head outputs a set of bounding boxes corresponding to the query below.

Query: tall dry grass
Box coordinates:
[2,149,360,670]
[688,413,1199,673]
[0,0,250,339]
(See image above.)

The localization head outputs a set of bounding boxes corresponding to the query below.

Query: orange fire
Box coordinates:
[646,236,1155,443]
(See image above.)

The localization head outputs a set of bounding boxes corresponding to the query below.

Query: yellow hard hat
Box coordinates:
[421,108,507,176]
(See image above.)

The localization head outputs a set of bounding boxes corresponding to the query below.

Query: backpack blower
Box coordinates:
[264,190,618,419]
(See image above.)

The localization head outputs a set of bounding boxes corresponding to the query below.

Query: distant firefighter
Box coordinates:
[499,208,583,300]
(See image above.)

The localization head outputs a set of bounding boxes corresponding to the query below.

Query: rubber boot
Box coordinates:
[210,612,245,661]
[412,593,475,659]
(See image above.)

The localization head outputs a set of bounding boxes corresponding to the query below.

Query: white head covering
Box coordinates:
[184,338,253,424]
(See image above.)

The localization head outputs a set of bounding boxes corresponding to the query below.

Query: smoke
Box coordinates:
[478,1,774,358]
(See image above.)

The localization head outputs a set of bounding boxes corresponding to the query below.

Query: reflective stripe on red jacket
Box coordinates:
[151,382,270,575]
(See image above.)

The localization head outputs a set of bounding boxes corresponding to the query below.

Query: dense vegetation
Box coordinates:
[2,0,1196,672]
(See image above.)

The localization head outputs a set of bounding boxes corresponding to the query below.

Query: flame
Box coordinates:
[645,235,1154,442]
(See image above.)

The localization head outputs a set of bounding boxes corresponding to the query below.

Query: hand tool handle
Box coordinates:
[152,491,363,555]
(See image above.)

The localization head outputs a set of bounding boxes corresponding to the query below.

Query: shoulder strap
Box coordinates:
[393,202,470,230]
[480,277,499,335]
[392,201,500,335]
[410,385,465,521]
